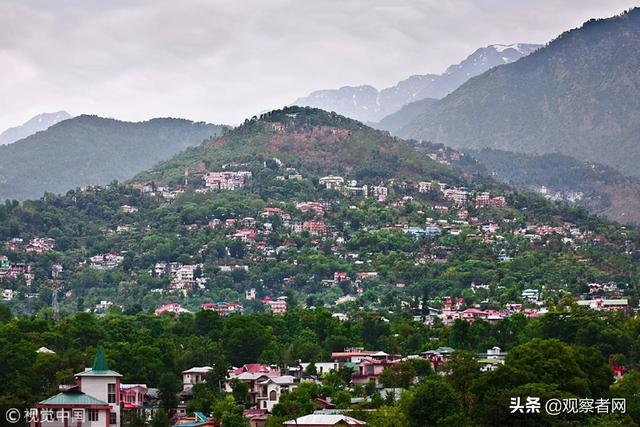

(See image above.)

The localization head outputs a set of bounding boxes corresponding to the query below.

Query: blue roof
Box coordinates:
[175,412,211,427]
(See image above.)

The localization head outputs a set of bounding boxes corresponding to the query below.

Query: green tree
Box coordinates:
[158,372,181,412]
[401,376,464,427]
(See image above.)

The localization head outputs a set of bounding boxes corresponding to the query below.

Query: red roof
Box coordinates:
[231,363,272,375]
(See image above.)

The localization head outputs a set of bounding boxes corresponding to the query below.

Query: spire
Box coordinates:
[92,345,109,371]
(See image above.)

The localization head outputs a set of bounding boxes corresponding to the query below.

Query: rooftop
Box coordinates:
[38,391,109,407]
[75,345,122,377]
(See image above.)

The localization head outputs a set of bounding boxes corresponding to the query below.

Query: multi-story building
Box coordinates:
[32,346,122,426]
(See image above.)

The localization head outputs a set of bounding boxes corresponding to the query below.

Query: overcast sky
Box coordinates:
[1,0,637,130]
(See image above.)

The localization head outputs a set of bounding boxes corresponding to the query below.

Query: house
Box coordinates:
[264,296,287,315]
[26,237,56,253]
[295,202,325,217]
[243,409,269,427]
[2,289,14,301]
[576,298,629,313]
[174,412,215,427]
[120,384,147,409]
[154,303,192,316]
[261,207,291,221]
[522,289,540,302]
[31,346,121,427]
[331,348,375,365]
[333,272,349,282]
[460,308,488,323]
[477,346,508,372]
[182,367,213,392]
[351,358,398,385]
[203,171,252,190]
[299,362,340,376]
[201,302,243,316]
[90,253,124,269]
[302,221,326,236]
[319,176,345,190]
[227,364,282,407]
[283,414,366,426]
[421,347,455,370]
[233,229,257,241]
[417,181,433,193]
[370,186,388,202]
[256,375,298,411]
[245,288,257,300]
[443,188,468,205]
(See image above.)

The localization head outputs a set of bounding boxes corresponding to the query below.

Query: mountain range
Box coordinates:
[399,8,640,178]
[0,111,72,145]
[0,115,223,201]
[293,43,541,123]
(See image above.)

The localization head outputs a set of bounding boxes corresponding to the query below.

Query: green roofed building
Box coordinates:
[32,345,122,427]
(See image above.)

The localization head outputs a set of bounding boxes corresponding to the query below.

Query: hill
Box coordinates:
[0,115,223,200]
[466,148,640,224]
[136,106,465,187]
[370,98,438,133]
[399,8,640,177]
[0,111,72,145]
[293,44,541,123]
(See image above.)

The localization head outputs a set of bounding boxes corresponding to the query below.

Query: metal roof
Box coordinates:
[39,392,109,406]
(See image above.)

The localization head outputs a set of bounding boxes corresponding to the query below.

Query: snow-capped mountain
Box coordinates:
[0,111,73,145]
[293,43,542,123]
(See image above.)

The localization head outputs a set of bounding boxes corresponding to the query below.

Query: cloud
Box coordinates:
[0,0,636,129]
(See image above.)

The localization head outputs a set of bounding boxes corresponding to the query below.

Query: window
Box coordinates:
[88,410,99,422]
[109,412,117,425]
[269,390,277,401]
[108,383,116,403]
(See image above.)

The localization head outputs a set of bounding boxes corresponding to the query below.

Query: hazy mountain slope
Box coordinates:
[0,115,223,200]
[293,44,541,123]
[371,98,438,133]
[400,8,640,177]
[0,111,72,145]
[467,148,640,224]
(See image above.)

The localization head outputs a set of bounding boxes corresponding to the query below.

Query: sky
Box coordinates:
[1,0,637,130]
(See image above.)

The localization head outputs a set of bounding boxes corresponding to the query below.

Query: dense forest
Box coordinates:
[0,115,223,200]
[1,305,639,426]
[465,148,640,224]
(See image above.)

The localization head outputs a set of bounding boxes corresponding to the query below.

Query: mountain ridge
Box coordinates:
[0,115,224,201]
[0,111,72,145]
[293,43,541,123]
[399,8,640,177]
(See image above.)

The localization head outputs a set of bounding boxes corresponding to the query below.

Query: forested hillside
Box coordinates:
[0,115,223,200]
[400,8,640,177]
[1,107,639,426]
[467,149,640,224]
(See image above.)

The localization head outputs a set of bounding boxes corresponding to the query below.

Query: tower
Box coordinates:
[51,264,62,321]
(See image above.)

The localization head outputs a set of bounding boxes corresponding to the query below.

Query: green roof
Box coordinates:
[76,369,122,377]
[76,345,122,377]
[93,345,109,371]
[39,392,109,406]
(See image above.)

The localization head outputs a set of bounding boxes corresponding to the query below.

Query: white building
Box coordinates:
[32,346,122,426]
[182,366,213,392]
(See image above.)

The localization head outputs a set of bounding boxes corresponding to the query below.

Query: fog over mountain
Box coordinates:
[0,115,223,200]
[0,111,72,145]
[400,9,640,177]
[293,44,541,123]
